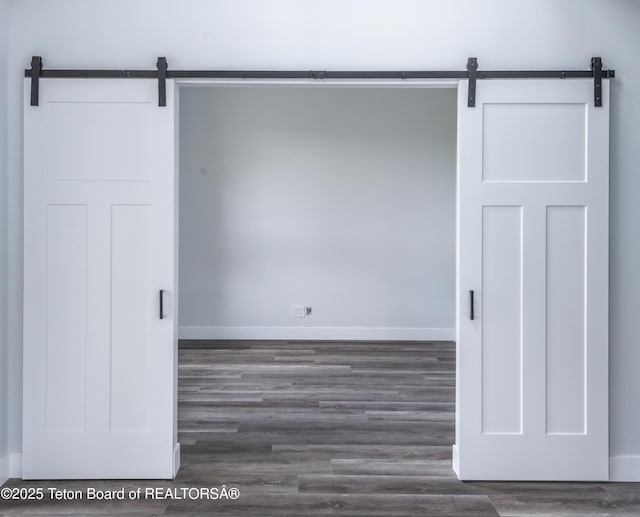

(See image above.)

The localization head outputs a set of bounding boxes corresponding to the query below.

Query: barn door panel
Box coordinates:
[455,79,609,480]
[23,78,178,479]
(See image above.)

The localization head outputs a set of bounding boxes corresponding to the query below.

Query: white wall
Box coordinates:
[0,0,9,485]
[5,0,640,478]
[179,87,456,340]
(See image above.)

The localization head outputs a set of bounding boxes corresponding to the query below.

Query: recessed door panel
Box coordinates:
[110,205,153,433]
[46,102,153,181]
[45,205,88,432]
[481,206,523,434]
[482,103,586,182]
[545,206,586,435]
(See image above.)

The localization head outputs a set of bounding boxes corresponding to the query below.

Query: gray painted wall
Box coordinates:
[0,0,9,484]
[4,0,640,476]
[178,87,456,336]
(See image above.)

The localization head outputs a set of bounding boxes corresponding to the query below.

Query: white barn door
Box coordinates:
[23,79,178,479]
[455,79,609,480]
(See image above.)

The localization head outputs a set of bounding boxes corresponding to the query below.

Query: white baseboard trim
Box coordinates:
[9,453,22,479]
[452,444,460,479]
[0,453,8,485]
[179,326,455,342]
[610,455,640,481]
[173,443,181,478]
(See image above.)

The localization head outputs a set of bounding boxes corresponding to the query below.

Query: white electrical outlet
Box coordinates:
[292,305,305,318]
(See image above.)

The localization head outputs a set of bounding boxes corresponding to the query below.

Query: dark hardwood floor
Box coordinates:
[2,340,639,515]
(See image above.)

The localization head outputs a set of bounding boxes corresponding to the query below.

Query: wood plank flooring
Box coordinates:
[2,340,639,516]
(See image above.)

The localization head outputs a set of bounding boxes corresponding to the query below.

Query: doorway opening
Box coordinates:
[175,82,459,478]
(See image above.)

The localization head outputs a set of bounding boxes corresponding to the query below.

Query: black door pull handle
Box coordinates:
[160,290,164,320]
[469,290,475,320]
